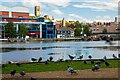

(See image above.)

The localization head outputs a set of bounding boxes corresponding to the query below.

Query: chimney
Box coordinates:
[115,17,118,22]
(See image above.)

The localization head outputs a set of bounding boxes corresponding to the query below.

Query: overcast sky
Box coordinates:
[0,0,119,22]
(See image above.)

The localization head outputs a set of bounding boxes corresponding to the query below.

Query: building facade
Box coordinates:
[0,11,55,39]
[56,28,74,38]
[90,22,120,37]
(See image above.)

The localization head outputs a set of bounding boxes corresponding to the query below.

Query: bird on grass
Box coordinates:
[38,57,42,62]
[2,64,7,68]
[49,56,53,61]
[8,61,12,64]
[83,60,87,64]
[112,54,117,59]
[77,55,83,60]
[119,54,120,58]
[16,63,21,66]
[10,70,16,76]
[88,55,92,59]
[31,58,37,62]
[68,55,75,60]
[45,60,49,64]
[91,60,94,64]
[104,61,110,66]
[19,70,25,76]
[103,56,107,60]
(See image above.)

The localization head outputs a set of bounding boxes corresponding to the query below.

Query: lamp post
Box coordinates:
[4,26,5,39]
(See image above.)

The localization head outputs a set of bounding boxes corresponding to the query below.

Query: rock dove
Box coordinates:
[10,70,16,76]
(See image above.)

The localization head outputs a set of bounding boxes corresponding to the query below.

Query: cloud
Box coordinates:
[95,15,112,22]
[0,5,29,12]
[96,15,111,19]
[20,0,71,8]
[68,14,88,22]
[73,1,118,11]
[52,9,63,15]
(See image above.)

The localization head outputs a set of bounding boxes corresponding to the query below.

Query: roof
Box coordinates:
[56,27,74,31]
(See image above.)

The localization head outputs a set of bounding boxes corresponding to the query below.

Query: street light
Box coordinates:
[4,26,5,39]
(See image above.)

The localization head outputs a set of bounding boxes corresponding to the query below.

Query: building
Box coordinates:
[115,17,118,22]
[42,22,55,38]
[0,10,55,39]
[62,18,66,27]
[56,27,74,38]
[0,11,29,18]
[35,6,40,17]
[90,22,120,37]
[55,22,61,28]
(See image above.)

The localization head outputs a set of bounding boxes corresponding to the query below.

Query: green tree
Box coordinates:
[75,21,82,28]
[83,25,92,36]
[74,28,81,37]
[18,23,28,38]
[102,28,107,33]
[5,21,16,38]
[74,21,83,37]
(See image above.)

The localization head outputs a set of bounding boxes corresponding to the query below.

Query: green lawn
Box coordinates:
[2,59,119,74]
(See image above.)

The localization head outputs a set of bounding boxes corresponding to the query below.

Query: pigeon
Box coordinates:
[91,60,94,64]
[38,57,42,62]
[49,56,53,61]
[8,61,12,64]
[105,61,110,66]
[31,58,37,62]
[103,56,107,60]
[83,60,87,64]
[78,55,83,60]
[112,54,117,59]
[45,61,48,64]
[30,77,36,80]
[16,63,21,66]
[10,70,16,76]
[68,55,75,60]
[88,55,92,59]
[19,70,25,76]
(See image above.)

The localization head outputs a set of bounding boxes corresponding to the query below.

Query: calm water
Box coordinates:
[0,41,119,63]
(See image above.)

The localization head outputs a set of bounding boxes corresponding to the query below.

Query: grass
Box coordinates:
[2,59,120,74]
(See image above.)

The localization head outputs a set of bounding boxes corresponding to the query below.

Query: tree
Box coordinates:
[102,28,107,33]
[75,21,82,28]
[18,23,28,38]
[5,21,16,38]
[83,25,92,36]
[74,28,81,36]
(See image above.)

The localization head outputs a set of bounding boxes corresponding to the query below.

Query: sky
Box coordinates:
[0,0,119,22]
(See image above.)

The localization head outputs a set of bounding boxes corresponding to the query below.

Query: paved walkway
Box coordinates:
[2,68,119,79]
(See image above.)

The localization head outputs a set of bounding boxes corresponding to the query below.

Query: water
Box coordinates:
[0,41,118,63]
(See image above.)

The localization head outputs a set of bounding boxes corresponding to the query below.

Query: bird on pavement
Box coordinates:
[19,70,25,76]
[30,77,37,80]
[10,70,16,76]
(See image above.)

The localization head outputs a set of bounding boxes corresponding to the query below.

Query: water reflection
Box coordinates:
[1,41,119,63]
